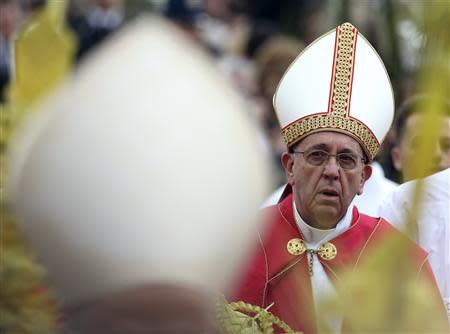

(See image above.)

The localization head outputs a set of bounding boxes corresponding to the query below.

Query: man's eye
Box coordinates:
[339,154,355,162]
[309,151,327,158]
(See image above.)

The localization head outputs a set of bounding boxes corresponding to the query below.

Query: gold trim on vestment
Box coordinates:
[353,217,382,271]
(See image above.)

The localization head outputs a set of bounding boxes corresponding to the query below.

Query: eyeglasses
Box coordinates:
[292,149,366,170]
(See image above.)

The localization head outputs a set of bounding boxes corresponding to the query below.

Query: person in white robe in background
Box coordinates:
[378,168,450,321]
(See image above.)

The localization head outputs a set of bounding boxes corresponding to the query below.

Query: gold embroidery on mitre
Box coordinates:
[329,22,356,117]
[282,115,379,159]
[281,22,380,160]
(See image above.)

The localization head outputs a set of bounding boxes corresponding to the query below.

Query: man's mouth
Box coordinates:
[320,189,339,197]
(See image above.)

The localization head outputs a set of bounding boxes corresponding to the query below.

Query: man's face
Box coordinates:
[392,114,450,182]
[281,132,372,229]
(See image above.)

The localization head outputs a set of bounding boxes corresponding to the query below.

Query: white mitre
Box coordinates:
[7,17,270,307]
[274,22,394,160]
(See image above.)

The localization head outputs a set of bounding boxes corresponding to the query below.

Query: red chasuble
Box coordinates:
[230,193,447,334]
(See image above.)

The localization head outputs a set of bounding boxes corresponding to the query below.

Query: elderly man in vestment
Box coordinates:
[228,22,448,334]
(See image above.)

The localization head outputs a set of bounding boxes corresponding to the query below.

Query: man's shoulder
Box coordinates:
[257,203,292,237]
[254,197,302,257]
[357,211,429,259]
[259,193,297,228]
[357,210,408,237]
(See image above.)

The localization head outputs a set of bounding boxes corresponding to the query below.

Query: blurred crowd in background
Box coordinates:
[0,0,436,186]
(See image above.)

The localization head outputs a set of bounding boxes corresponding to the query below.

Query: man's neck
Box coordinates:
[297,209,341,230]
[293,203,340,230]
[293,199,354,246]
[305,216,340,230]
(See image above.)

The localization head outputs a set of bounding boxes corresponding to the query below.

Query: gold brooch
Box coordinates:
[317,242,337,260]
[287,238,306,255]
[287,238,337,261]
[287,239,337,276]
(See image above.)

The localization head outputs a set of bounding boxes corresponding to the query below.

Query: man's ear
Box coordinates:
[281,152,295,186]
[357,164,372,195]
[391,146,402,171]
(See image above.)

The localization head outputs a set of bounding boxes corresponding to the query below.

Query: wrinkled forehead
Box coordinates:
[295,131,365,154]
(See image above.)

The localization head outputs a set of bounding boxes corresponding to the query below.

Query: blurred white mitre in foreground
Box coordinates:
[7,17,270,307]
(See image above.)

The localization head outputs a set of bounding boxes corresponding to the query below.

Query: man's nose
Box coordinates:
[323,156,340,179]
